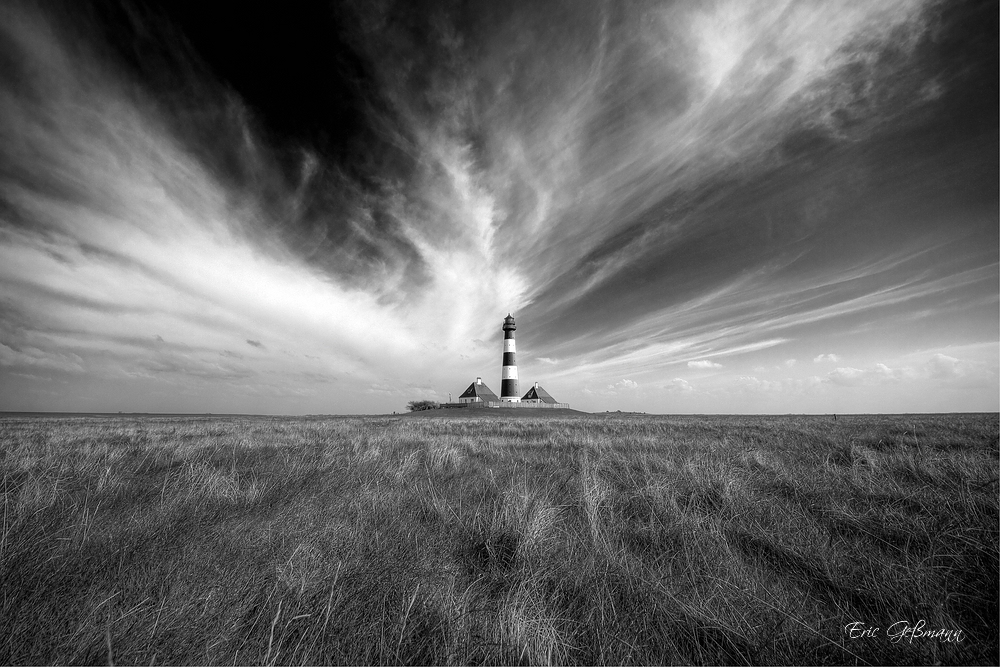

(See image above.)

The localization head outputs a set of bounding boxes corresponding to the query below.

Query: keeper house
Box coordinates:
[457,377,499,404]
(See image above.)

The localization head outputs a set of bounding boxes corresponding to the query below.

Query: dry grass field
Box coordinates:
[0,412,996,665]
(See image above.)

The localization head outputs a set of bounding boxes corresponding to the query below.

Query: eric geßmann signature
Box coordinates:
[844,620,965,644]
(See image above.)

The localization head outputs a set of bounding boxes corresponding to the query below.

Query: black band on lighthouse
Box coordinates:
[503,352,516,366]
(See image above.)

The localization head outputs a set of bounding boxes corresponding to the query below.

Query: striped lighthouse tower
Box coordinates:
[500,314,520,402]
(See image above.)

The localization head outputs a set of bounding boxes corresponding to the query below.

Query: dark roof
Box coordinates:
[459,381,499,402]
[521,385,558,403]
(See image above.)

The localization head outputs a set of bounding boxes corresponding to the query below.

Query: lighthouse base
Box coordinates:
[438,401,570,410]
[488,401,570,409]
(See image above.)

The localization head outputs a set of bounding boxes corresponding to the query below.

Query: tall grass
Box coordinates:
[0,413,996,665]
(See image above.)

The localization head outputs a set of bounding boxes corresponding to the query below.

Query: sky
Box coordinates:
[0,0,996,415]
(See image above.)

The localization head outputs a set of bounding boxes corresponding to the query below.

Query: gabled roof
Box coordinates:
[459,381,499,402]
[521,385,558,403]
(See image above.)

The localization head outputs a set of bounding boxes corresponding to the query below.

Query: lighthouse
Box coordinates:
[500,314,520,402]
[450,313,569,410]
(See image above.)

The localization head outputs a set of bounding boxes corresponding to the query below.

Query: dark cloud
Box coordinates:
[3,0,432,299]
[246,339,264,349]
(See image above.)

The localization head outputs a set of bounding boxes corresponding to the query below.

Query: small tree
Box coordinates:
[407,400,439,412]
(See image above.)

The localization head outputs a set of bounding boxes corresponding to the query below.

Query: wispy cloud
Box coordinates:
[0,0,995,413]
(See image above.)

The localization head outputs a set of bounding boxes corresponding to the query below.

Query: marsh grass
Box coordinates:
[0,413,996,665]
